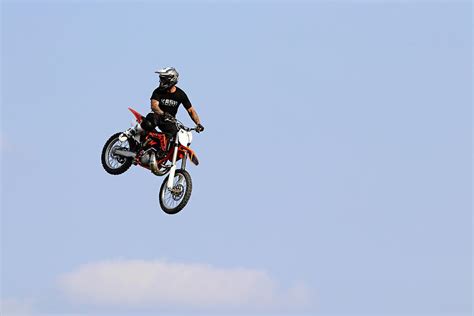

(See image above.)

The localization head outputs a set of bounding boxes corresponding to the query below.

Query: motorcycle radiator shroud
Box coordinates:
[177,129,193,146]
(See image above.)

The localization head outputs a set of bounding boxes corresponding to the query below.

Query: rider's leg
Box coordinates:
[157,118,178,138]
[157,118,178,152]
[124,113,156,137]
[140,113,157,132]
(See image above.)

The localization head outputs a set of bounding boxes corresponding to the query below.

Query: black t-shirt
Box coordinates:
[150,86,192,117]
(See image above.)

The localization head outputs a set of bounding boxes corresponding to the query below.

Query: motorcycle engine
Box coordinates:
[140,149,166,166]
[156,149,167,159]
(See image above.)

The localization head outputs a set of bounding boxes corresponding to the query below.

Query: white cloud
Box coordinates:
[58,259,311,312]
[0,298,33,315]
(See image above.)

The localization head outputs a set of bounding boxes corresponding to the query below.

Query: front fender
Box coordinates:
[178,145,199,166]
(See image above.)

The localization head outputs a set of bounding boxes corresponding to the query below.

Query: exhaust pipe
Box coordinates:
[113,149,136,158]
[149,153,168,176]
[149,153,158,174]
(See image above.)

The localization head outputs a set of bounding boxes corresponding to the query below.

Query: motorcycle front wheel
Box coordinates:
[159,169,192,214]
[101,132,134,175]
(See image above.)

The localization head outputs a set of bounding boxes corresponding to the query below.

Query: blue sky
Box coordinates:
[1,1,472,315]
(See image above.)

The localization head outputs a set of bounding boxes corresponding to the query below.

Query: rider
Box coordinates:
[128,67,204,137]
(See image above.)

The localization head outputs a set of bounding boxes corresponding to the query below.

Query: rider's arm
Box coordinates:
[187,107,201,125]
[151,99,165,116]
[180,90,203,130]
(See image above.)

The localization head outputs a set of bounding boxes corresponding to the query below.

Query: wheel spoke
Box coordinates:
[160,171,190,211]
[105,138,131,170]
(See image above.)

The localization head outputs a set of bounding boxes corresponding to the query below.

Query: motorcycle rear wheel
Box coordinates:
[101,132,134,175]
[159,169,192,214]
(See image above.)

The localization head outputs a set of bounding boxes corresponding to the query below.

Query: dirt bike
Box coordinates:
[101,107,200,214]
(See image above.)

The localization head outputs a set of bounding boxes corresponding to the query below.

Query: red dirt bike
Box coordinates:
[101,107,200,214]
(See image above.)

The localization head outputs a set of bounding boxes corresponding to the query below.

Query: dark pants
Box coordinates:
[143,112,178,137]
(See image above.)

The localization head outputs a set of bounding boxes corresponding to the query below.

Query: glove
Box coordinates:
[195,123,205,133]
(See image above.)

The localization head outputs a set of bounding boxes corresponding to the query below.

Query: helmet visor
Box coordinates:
[159,75,172,81]
[159,74,175,88]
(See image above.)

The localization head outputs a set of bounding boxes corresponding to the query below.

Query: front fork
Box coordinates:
[166,138,188,190]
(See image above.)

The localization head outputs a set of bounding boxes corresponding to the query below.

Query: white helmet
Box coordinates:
[155,67,179,89]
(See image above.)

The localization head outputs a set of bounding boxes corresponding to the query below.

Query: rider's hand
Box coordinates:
[196,123,205,133]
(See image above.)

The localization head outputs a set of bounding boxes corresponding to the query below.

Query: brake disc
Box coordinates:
[171,184,184,200]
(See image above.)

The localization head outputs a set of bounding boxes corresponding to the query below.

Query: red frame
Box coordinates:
[127,107,199,168]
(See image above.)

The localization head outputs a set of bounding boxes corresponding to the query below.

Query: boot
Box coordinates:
[124,124,145,138]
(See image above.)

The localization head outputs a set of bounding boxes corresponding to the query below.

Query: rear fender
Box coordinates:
[128,107,144,123]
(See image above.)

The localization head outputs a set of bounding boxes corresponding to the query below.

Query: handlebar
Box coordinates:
[163,116,197,132]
